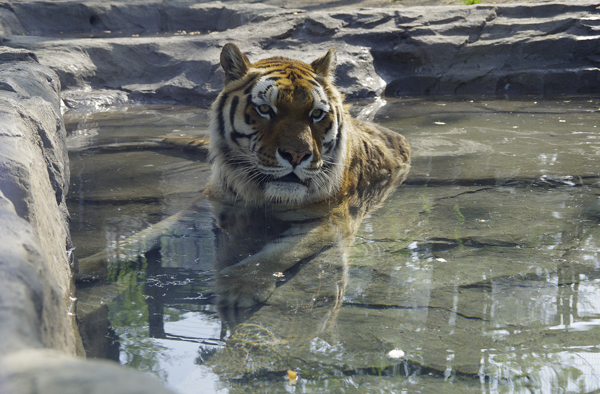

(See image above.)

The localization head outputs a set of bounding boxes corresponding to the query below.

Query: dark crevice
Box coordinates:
[403,175,600,188]
[342,301,486,321]
[65,196,162,206]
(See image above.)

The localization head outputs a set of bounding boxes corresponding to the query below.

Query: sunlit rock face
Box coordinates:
[0,2,598,106]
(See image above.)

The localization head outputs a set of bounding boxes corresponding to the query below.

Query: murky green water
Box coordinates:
[66,97,600,393]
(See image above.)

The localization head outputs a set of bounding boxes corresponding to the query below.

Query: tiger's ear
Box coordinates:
[220,43,251,83]
[311,48,337,80]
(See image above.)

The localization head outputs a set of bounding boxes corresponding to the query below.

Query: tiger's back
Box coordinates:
[205,43,410,206]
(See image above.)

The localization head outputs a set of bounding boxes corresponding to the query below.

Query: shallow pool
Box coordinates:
[66,97,600,393]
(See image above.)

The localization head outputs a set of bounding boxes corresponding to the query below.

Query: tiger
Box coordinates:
[204,45,412,371]
[205,43,410,206]
[76,45,413,373]
[76,45,410,279]
[204,44,412,328]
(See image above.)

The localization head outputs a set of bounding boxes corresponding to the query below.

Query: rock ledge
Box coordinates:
[2,1,599,106]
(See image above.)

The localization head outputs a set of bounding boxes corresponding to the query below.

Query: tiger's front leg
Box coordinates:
[212,201,348,319]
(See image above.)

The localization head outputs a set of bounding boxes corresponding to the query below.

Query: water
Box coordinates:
[66,97,600,393]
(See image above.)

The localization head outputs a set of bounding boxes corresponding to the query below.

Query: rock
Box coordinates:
[0,51,76,352]
[0,194,71,354]
[7,1,282,36]
[1,349,174,394]
[1,1,599,104]
[0,48,176,393]
[0,7,24,36]
[61,88,129,110]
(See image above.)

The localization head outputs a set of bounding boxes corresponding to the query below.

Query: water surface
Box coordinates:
[66,97,600,393]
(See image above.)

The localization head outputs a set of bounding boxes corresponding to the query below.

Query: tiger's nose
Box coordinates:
[279,148,312,166]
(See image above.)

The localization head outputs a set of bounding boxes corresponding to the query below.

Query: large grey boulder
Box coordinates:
[0,48,174,394]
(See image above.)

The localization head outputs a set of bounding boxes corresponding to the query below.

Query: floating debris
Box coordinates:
[287,370,298,384]
[387,348,405,359]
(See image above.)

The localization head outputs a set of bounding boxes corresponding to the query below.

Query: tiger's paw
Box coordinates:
[216,265,277,309]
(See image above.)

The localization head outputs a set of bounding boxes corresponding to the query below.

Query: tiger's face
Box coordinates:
[208,44,347,205]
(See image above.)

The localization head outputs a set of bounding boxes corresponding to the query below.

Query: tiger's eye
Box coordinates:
[258,104,271,114]
[311,109,323,119]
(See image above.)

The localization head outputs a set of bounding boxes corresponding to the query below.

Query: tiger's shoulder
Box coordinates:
[205,43,410,206]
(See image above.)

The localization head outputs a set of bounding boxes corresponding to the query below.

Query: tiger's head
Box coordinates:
[207,43,347,206]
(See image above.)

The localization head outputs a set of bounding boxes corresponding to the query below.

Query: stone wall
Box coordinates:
[0,48,175,394]
[0,48,76,355]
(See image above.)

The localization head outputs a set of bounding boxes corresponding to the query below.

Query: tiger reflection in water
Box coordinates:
[206,44,410,341]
